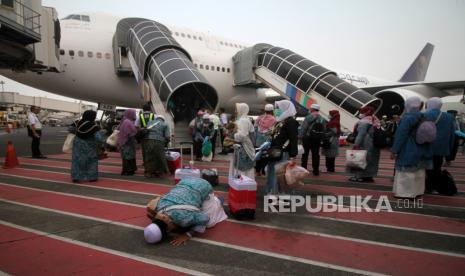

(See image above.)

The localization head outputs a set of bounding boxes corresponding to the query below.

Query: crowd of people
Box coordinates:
[23,97,464,246]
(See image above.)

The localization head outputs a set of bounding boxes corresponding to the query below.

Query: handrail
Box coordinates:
[2,0,42,35]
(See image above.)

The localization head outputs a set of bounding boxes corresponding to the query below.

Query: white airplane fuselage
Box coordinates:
[0,13,404,114]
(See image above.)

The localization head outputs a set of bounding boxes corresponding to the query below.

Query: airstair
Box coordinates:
[233,45,383,130]
[112,18,218,145]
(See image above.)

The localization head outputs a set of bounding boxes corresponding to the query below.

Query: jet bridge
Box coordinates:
[112,18,218,144]
[233,45,383,130]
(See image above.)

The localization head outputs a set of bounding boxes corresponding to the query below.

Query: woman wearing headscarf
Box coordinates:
[144,115,171,178]
[265,100,299,195]
[118,109,138,175]
[144,177,227,245]
[322,110,341,173]
[69,110,105,182]
[254,104,277,176]
[347,106,381,182]
[230,103,256,179]
[423,97,456,192]
[391,96,433,198]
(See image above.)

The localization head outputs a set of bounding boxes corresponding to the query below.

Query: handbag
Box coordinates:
[345,149,367,170]
[62,133,75,153]
[106,129,119,147]
[261,147,283,162]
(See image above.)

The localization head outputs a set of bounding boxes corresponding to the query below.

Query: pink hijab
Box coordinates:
[118,109,137,147]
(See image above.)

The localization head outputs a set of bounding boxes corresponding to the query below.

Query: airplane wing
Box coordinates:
[362,80,465,94]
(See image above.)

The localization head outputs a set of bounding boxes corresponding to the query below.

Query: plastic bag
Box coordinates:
[285,164,310,185]
[62,133,75,153]
[345,149,367,170]
[202,140,212,156]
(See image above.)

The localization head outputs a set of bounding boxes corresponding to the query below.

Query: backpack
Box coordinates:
[373,126,393,148]
[414,113,441,145]
[305,116,325,140]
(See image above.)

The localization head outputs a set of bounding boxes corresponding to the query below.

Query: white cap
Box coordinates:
[144,223,162,244]
[264,104,274,111]
[310,104,320,110]
[202,114,210,120]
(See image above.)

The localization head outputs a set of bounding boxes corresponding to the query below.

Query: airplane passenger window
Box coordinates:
[175,32,179,36]
[222,67,225,72]
[59,49,65,55]
[69,50,75,56]
[193,36,197,40]
[87,51,93,58]
[194,63,198,68]
[205,65,209,70]
[234,44,238,48]
[81,15,90,22]
[200,64,204,69]
[217,66,220,71]
[96,52,102,59]
[187,34,191,39]
[211,66,215,71]
[181,33,185,37]
[198,37,203,41]
[105,53,111,59]
[227,68,230,73]
[220,41,223,45]
[78,51,84,57]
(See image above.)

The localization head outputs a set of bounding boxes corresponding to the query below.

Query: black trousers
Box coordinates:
[255,158,268,174]
[31,130,42,157]
[193,140,203,159]
[426,155,444,191]
[301,138,320,173]
[210,130,217,158]
[122,158,137,173]
[446,137,460,162]
[325,157,335,172]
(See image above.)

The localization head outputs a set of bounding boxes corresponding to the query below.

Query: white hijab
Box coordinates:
[275,100,297,122]
[235,103,253,136]
[235,103,255,160]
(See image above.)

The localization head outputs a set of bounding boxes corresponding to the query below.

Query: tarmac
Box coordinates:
[1,127,465,275]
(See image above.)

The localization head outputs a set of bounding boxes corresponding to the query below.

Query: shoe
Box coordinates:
[72,179,80,183]
[32,155,47,159]
[89,179,98,182]
[312,171,319,176]
[362,177,374,183]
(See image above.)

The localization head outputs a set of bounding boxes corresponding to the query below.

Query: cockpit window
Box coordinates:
[62,14,91,22]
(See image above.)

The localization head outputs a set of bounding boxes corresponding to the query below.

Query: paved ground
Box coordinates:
[1,132,465,275]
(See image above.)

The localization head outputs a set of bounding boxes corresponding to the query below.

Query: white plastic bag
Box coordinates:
[62,133,75,153]
[202,193,227,228]
[285,165,310,185]
[106,130,119,147]
[345,149,367,170]
[297,145,304,155]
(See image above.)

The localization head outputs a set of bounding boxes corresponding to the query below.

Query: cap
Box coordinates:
[310,104,320,111]
[264,104,274,111]
[202,114,210,120]
[144,223,162,244]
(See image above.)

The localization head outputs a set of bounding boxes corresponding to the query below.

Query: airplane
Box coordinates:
[1,13,463,129]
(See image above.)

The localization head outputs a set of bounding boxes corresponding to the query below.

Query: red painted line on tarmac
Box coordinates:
[0,224,184,276]
[295,183,465,208]
[0,167,228,198]
[18,157,143,176]
[1,184,465,275]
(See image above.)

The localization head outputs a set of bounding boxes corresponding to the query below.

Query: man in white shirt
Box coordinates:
[28,106,46,158]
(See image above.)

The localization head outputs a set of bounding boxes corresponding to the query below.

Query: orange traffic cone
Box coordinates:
[3,141,19,169]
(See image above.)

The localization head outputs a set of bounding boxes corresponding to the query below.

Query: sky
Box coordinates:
[1,0,464,102]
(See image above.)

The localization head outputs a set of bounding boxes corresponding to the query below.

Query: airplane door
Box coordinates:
[204,35,220,51]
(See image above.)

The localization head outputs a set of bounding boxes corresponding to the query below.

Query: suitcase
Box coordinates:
[174,142,201,184]
[228,145,257,219]
[202,169,219,186]
[166,151,181,174]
